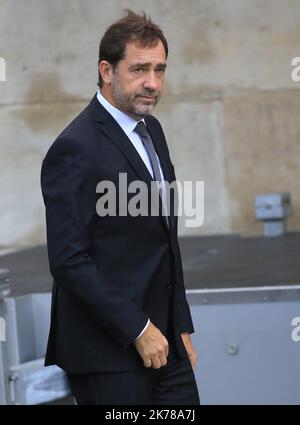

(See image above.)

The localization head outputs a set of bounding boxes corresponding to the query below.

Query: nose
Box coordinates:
[143,71,159,91]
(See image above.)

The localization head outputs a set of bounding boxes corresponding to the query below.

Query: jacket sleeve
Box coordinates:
[40,137,149,348]
[172,238,195,334]
[169,161,195,334]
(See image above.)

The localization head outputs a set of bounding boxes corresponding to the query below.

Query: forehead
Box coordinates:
[123,40,166,64]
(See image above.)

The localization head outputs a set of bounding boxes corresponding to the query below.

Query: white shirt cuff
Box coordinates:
[135,318,150,340]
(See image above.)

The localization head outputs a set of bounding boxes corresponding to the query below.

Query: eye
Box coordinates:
[156,69,166,76]
[133,68,144,74]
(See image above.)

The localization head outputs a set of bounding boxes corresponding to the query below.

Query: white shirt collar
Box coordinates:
[97,90,144,136]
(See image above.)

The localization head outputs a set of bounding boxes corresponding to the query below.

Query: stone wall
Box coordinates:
[1,0,300,246]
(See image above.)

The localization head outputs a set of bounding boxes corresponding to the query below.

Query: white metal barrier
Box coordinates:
[0,283,70,404]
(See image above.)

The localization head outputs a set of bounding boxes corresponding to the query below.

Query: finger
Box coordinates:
[162,338,168,357]
[165,343,169,358]
[151,355,162,369]
[144,358,152,368]
[188,355,194,368]
[159,353,167,367]
[192,358,197,369]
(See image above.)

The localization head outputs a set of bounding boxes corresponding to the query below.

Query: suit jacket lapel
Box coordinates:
[89,95,152,182]
[89,94,171,233]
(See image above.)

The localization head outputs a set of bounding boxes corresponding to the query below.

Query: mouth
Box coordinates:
[138,96,156,101]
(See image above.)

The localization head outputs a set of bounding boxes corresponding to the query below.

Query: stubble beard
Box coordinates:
[110,72,160,121]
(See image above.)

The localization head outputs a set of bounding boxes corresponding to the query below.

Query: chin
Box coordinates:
[135,106,155,116]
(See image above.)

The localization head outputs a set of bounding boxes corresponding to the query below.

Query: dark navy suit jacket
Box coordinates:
[40,94,194,373]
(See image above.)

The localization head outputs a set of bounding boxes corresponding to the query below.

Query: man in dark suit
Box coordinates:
[40,10,200,405]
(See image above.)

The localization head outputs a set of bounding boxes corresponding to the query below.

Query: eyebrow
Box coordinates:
[129,63,167,70]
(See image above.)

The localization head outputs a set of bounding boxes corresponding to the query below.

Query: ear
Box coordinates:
[98,60,114,85]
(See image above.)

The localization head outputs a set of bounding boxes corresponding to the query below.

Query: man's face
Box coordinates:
[105,40,167,120]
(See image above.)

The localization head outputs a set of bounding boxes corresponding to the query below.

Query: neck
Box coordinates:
[99,88,145,122]
[99,87,118,108]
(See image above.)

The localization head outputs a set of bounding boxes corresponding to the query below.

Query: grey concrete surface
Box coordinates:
[1,0,300,246]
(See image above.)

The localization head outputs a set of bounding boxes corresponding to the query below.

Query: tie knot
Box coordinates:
[134,121,149,138]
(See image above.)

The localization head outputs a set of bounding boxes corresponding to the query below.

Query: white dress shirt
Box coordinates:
[97,90,168,340]
[97,91,166,182]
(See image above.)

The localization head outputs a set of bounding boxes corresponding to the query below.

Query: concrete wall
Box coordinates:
[1,0,300,246]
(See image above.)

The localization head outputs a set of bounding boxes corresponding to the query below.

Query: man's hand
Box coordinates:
[134,321,169,369]
[181,332,197,370]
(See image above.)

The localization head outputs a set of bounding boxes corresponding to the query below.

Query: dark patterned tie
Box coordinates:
[134,121,169,227]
